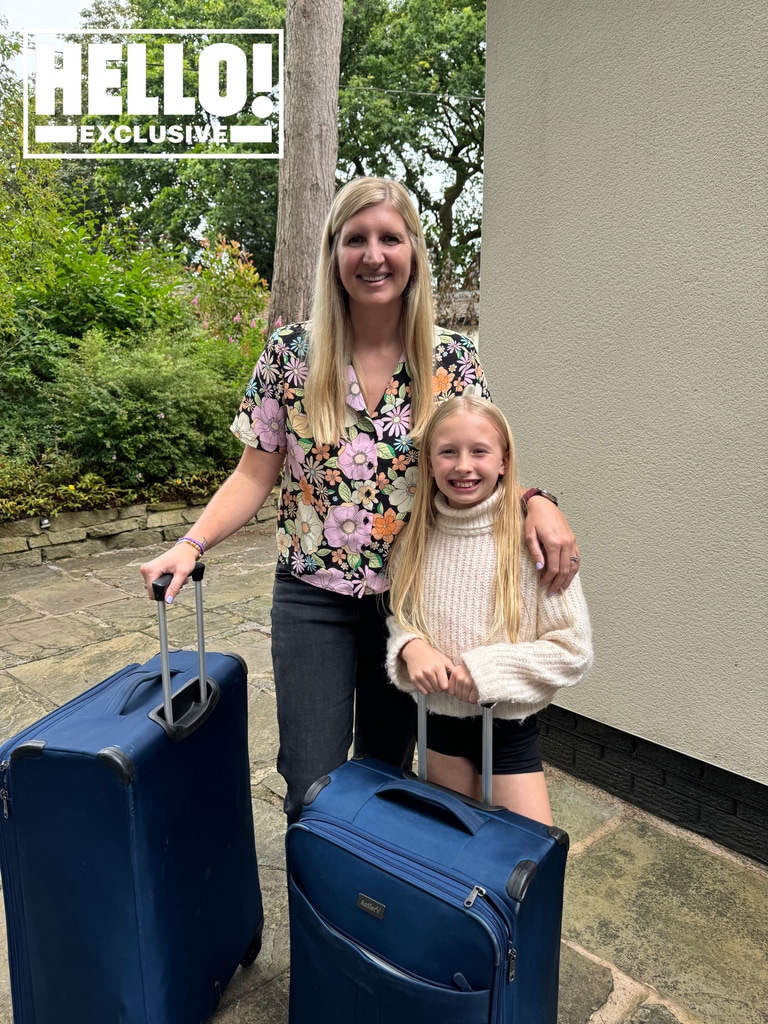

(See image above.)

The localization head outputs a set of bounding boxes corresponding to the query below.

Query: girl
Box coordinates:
[387,395,593,824]
[140,178,582,824]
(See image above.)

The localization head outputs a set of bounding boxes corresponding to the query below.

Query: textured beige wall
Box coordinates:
[481,0,767,782]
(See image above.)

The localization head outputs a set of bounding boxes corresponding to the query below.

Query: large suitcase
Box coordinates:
[0,565,263,1024]
[285,695,569,1024]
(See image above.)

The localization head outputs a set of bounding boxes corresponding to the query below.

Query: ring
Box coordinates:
[569,556,580,563]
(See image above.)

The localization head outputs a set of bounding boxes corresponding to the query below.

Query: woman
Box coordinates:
[140,177,580,823]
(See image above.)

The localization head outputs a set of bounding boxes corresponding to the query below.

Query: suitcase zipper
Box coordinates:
[1,760,9,819]
[295,818,516,998]
[465,885,517,981]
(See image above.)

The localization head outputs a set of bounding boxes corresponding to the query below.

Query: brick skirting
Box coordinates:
[0,491,278,570]
[539,704,768,865]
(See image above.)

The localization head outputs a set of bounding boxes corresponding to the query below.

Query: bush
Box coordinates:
[14,219,189,338]
[187,235,269,366]
[53,326,251,490]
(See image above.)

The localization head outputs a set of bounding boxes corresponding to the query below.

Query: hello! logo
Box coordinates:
[23,29,283,160]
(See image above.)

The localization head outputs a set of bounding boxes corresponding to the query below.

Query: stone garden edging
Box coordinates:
[0,491,278,570]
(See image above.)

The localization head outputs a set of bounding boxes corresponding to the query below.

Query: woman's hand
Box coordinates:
[140,544,199,604]
[524,495,581,594]
[399,638,455,695]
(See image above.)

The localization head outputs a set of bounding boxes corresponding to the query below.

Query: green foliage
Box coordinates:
[52,326,248,489]
[0,20,271,523]
[14,219,189,337]
[339,0,486,280]
[68,0,284,277]
[0,456,135,522]
[0,23,64,336]
[187,236,269,368]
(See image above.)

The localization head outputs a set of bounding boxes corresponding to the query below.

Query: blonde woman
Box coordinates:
[387,395,593,824]
[141,178,581,823]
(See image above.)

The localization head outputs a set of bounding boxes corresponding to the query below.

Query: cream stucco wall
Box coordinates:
[481,0,767,783]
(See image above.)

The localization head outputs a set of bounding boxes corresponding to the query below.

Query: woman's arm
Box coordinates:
[139,445,285,602]
[523,494,581,594]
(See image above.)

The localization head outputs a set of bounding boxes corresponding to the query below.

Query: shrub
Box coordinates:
[53,326,250,490]
[187,235,269,367]
[14,219,190,338]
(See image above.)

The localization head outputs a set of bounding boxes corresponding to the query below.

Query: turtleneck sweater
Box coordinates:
[386,491,593,720]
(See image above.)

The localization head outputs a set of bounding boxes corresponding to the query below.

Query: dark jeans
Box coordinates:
[271,563,416,823]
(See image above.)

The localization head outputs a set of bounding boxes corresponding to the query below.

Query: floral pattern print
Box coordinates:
[231,322,490,596]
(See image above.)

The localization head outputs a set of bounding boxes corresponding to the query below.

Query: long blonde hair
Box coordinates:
[389,395,525,643]
[304,177,436,445]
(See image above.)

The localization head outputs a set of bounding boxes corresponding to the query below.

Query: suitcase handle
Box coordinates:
[151,564,208,727]
[108,668,182,715]
[417,692,496,806]
[375,779,486,835]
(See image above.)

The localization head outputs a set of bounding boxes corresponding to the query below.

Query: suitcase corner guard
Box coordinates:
[96,745,136,785]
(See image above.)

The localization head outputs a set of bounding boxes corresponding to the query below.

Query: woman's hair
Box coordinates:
[389,395,525,644]
[304,177,436,445]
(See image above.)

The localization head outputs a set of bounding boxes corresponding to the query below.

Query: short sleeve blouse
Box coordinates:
[230,322,491,597]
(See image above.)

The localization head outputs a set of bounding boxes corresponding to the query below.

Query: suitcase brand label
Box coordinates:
[356,893,386,919]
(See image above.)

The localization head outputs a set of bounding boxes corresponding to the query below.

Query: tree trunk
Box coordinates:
[269,0,344,331]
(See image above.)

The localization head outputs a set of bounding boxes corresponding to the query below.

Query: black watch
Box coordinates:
[522,488,559,507]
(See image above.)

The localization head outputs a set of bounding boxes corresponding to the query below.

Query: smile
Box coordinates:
[359,274,389,282]
[449,480,479,489]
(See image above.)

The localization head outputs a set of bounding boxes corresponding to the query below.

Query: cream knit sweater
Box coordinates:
[386,492,593,720]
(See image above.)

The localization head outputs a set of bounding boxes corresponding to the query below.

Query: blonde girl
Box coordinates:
[388,395,593,824]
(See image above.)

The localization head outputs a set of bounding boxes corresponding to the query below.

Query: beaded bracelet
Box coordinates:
[176,536,205,560]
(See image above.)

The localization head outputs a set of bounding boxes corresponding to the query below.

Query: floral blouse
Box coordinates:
[230,322,490,597]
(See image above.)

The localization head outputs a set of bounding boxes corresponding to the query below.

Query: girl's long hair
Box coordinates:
[304,177,436,445]
[389,395,525,643]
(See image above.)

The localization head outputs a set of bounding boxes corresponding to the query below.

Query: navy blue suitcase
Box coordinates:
[285,696,568,1024]
[0,565,263,1024]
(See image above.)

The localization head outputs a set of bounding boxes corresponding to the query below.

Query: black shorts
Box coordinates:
[425,712,543,775]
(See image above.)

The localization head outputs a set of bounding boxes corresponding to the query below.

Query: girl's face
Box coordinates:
[336,202,413,314]
[428,412,508,510]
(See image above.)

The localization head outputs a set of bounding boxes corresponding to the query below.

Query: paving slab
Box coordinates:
[0,673,56,743]
[0,598,39,627]
[4,632,155,705]
[1,609,129,660]
[562,819,768,1024]
[15,577,128,614]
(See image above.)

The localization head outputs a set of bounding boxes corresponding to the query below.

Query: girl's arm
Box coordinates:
[386,620,455,695]
[459,566,593,713]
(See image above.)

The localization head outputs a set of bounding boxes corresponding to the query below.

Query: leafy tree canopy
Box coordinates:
[48,0,485,285]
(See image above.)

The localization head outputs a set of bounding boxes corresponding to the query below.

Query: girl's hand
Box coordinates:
[524,495,581,594]
[399,638,455,695]
[446,662,480,704]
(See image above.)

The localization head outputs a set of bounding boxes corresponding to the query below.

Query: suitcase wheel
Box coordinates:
[240,921,264,967]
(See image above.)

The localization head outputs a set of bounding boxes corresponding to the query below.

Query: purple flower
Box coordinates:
[285,433,305,477]
[346,366,367,412]
[285,354,308,388]
[304,569,356,596]
[324,506,371,552]
[377,400,410,439]
[338,434,377,481]
[251,397,286,451]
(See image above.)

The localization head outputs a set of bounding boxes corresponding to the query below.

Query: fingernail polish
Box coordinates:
[165,595,174,605]
[535,562,544,570]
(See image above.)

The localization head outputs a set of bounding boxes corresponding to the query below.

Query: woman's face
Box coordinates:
[336,202,414,314]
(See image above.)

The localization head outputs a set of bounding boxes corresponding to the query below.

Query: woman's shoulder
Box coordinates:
[269,321,309,343]
[432,324,479,351]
